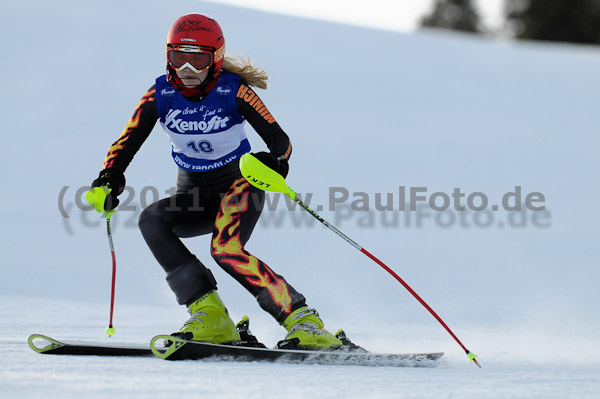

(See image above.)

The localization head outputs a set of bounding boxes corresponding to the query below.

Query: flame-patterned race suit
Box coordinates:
[103,72,303,322]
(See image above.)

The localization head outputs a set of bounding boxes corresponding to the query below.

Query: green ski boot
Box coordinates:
[280,307,342,350]
[178,290,241,344]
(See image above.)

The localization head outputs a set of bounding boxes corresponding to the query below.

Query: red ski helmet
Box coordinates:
[166,14,226,97]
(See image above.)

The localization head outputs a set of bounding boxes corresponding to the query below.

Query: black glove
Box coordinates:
[252,152,289,178]
[91,168,126,211]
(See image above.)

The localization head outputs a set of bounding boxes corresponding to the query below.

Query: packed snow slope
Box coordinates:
[1,1,599,397]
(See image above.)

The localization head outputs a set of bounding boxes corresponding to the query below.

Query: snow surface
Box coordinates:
[1,0,600,398]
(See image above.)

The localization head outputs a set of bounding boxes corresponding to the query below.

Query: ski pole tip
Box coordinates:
[106,326,116,337]
[467,351,481,368]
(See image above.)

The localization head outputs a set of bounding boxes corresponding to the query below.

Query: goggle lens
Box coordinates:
[168,48,213,72]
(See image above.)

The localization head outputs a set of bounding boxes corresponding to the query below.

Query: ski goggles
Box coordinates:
[167,45,214,73]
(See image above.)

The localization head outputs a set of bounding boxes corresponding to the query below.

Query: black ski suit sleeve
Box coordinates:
[236,83,292,160]
[102,85,159,173]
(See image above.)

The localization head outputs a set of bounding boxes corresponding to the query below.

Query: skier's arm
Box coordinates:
[88,86,158,212]
[236,83,292,161]
[102,86,159,174]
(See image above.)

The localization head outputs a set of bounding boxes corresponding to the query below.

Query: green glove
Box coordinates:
[86,168,126,217]
[85,186,117,218]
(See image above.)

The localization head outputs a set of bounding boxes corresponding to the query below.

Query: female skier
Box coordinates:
[86,14,342,349]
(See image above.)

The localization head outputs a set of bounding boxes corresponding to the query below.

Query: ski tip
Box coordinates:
[150,335,185,360]
[28,334,64,353]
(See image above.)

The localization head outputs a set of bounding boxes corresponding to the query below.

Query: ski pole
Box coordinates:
[85,186,118,337]
[105,215,117,337]
[239,153,480,368]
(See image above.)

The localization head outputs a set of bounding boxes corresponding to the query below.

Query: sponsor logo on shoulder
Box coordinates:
[161,88,176,97]
[216,86,232,96]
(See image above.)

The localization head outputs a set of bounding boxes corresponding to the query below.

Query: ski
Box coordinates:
[28,334,153,357]
[30,323,443,366]
[150,334,443,366]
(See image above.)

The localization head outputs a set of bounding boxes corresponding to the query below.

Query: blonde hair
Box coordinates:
[222,55,268,89]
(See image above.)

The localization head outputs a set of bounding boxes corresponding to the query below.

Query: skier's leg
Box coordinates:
[211,177,342,348]
[139,193,240,343]
[211,177,308,322]
[138,193,215,273]
[138,193,219,300]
